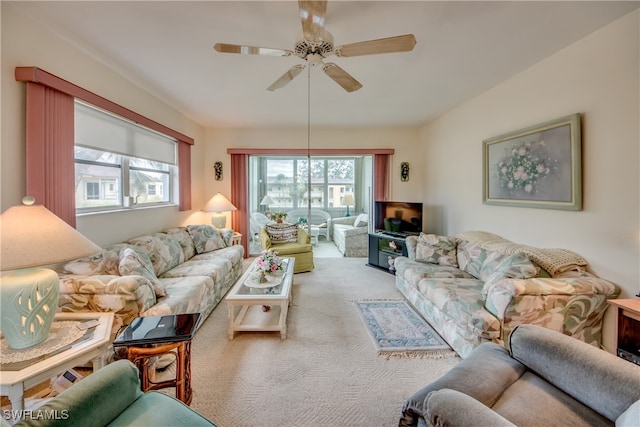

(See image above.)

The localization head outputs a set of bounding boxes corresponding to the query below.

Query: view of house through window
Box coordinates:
[248,155,373,254]
[74,101,176,212]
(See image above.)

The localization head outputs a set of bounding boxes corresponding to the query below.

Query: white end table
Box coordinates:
[309,227,320,245]
[0,312,114,411]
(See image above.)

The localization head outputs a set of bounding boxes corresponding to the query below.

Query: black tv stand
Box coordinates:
[368,233,409,273]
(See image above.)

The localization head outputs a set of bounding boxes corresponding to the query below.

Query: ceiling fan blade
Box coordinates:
[299,0,327,43]
[267,65,306,91]
[336,34,417,57]
[214,43,293,57]
[322,63,363,93]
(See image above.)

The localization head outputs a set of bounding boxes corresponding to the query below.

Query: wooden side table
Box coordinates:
[126,340,193,405]
[113,313,200,405]
[608,299,640,366]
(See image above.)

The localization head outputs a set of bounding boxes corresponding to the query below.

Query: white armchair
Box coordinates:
[331,214,369,257]
[250,212,273,249]
[286,208,332,240]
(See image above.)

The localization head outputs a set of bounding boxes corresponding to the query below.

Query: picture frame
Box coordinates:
[483,113,582,210]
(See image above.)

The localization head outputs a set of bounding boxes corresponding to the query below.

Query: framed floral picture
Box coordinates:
[483,113,582,210]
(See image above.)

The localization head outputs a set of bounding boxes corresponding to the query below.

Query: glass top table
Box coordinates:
[225,257,295,339]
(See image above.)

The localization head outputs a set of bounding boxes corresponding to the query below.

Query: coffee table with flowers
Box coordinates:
[225,251,295,339]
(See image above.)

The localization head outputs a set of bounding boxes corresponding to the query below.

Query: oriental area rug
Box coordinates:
[354,300,455,358]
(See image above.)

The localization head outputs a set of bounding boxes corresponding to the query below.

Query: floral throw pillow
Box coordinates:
[220,228,235,247]
[164,227,196,260]
[481,252,539,297]
[186,225,227,254]
[415,233,458,267]
[265,224,298,244]
[119,247,166,297]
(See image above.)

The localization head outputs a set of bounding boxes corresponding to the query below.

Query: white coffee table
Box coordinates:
[226,257,295,339]
[0,311,114,411]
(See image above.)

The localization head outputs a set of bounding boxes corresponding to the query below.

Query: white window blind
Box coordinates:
[75,101,176,165]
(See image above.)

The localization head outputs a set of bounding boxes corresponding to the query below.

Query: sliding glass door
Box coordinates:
[248,155,372,255]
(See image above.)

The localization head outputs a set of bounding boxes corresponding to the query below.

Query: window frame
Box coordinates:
[16,66,194,227]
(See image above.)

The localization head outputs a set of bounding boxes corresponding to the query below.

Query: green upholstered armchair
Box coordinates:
[3,360,216,427]
[260,227,314,273]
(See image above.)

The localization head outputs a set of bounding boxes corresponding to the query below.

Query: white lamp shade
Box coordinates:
[0,200,101,349]
[203,193,237,213]
[342,193,355,206]
[1,203,101,270]
[260,195,275,206]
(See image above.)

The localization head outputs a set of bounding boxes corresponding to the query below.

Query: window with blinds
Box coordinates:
[74,101,176,211]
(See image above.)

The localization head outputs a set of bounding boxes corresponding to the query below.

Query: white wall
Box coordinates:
[1,4,208,245]
[419,10,639,352]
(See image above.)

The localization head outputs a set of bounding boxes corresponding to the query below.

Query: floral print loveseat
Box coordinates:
[394,231,619,358]
[57,225,244,338]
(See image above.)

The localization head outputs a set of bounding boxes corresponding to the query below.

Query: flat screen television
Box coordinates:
[374,201,423,237]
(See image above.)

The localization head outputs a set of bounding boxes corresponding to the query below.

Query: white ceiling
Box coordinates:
[10,1,638,129]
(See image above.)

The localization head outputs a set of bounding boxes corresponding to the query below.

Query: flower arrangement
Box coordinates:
[255,249,284,275]
[266,210,287,223]
[495,140,558,196]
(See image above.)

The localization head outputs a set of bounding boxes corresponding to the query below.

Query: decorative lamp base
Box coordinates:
[0,267,59,349]
[211,214,227,229]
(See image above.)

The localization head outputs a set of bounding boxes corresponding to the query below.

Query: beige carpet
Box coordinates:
[186,257,460,426]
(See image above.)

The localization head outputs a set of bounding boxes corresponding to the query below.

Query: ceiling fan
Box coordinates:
[213,0,416,93]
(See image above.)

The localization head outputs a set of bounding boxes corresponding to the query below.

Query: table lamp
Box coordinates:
[203,192,237,228]
[342,193,355,217]
[0,197,101,349]
[260,195,274,208]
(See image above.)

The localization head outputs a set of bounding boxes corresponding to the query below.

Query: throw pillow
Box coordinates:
[353,214,368,227]
[118,247,166,297]
[456,240,488,278]
[64,243,127,275]
[220,228,235,247]
[128,233,185,276]
[478,251,511,282]
[164,227,196,260]
[265,224,298,243]
[186,225,227,254]
[415,233,458,267]
[481,252,539,297]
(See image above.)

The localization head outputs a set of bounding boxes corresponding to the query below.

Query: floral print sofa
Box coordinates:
[394,231,620,358]
[57,225,244,338]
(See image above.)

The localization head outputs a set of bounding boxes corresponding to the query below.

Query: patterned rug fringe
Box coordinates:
[378,349,458,360]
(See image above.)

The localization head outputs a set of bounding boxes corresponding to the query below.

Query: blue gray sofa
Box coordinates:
[399,324,640,427]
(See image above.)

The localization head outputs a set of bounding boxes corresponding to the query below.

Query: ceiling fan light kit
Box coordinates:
[213,0,416,92]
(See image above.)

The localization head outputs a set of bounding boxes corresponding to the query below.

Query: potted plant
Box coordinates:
[267,210,287,223]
